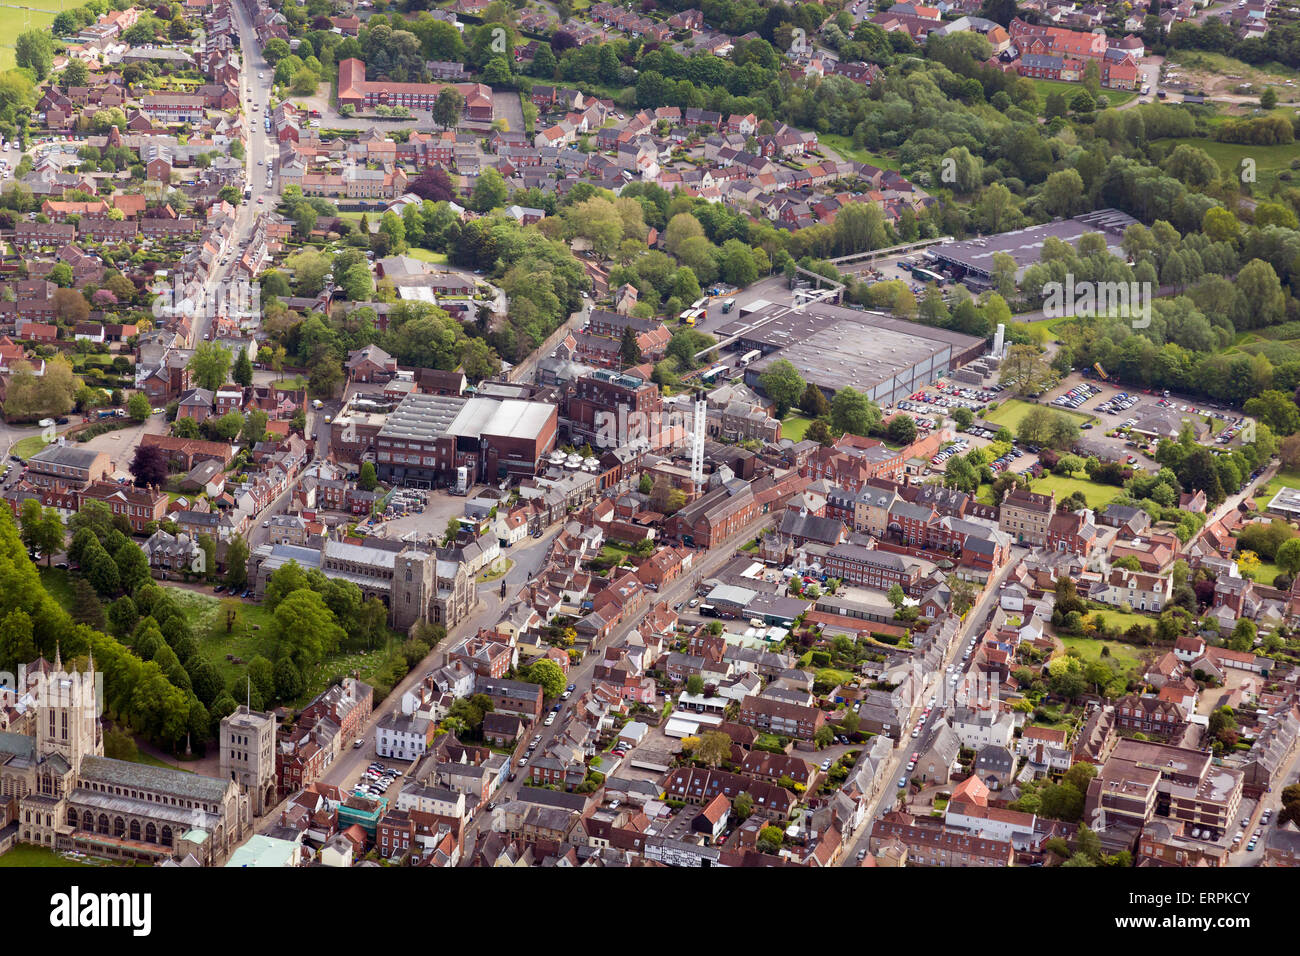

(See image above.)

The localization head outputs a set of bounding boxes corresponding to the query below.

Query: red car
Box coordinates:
[611,749,626,757]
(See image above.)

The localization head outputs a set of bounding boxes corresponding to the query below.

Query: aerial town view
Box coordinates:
[0,0,1297,912]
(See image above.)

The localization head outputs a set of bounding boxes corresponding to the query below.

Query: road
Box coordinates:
[192,0,276,346]
[839,552,1021,864]
[455,512,776,844]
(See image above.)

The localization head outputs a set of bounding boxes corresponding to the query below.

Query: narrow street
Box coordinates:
[839,551,1022,864]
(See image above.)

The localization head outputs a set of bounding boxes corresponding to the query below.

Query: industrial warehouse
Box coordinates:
[928,208,1138,284]
[721,301,987,406]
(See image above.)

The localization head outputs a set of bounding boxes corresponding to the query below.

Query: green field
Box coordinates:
[0,4,58,71]
[168,586,405,706]
[781,414,816,441]
[1153,137,1296,194]
[1030,471,1121,509]
[984,399,1093,431]
[11,433,52,460]
[1028,78,1137,112]
[406,248,448,264]
[817,133,902,172]
[1059,635,1146,669]
[1242,558,1284,587]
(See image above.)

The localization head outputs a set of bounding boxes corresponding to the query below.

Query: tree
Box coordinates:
[831,387,880,437]
[758,360,804,418]
[114,540,151,594]
[953,406,974,430]
[130,444,169,488]
[619,326,642,366]
[470,168,508,213]
[358,462,378,492]
[188,341,232,391]
[1000,345,1051,395]
[799,382,829,418]
[1261,88,1278,110]
[273,657,303,701]
[15,31,54,79]
[127,392,152,421]
[1277,537,1300,575]
[241,409,269,446]
[887,414,917,446]
[695,730,731,768]
[19,500,63,565]
[232,349,254,388]
[433,87,465,130]
[887,583,906,610]
[733,791,754,819]
[224,536,249,590]
[271,588,345,669]
[685,673,705,696]
[525,659,565,698]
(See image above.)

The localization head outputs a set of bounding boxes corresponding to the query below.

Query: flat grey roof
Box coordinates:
[377,393,469,442]
[727,301,983,396]
[930,210,1138,280]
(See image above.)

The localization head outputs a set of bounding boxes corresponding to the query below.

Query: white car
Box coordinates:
[543,713,556,726]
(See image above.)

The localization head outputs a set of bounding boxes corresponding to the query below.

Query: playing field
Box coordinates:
[0,2,62,71]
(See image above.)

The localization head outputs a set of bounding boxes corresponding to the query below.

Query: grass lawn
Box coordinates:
[1028,78,1136,112]
[781,414,816,441]
[478,558,514,583]
[11,434,52,460]
[1153,137,1295,194]
[984,399,1093,431]
[1242,558,1283,586]
[0,845,95,868]
[0,7,57,71]
[38,567,76,615]
[1059,635,1146,669]
[1254,468,1300,505]
[815,667,857,688]
[274,375,310,391]
[817,133,902,171]
[1031,471,1121,509]
[406,248,449,264]
[124,749,195,773]
[170,586,405,707]
[1086,607,1157,633]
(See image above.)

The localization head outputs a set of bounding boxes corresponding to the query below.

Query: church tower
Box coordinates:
[35,647,103,775]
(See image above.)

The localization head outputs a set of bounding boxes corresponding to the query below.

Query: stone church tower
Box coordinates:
[35,647,103,775]
[391,548,435,632]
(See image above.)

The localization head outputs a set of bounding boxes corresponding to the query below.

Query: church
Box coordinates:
[0,653,251,865]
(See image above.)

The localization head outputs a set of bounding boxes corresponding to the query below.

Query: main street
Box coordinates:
[839,551,1022,864]
[193,0,276,346]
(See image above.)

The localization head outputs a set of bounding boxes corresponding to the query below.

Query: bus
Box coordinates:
[739,349,761,367]
[701,365,729,383]
[691,298,708,310]
[721,297,737,313]
[910,266,945,285]
[678,308,703,326]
